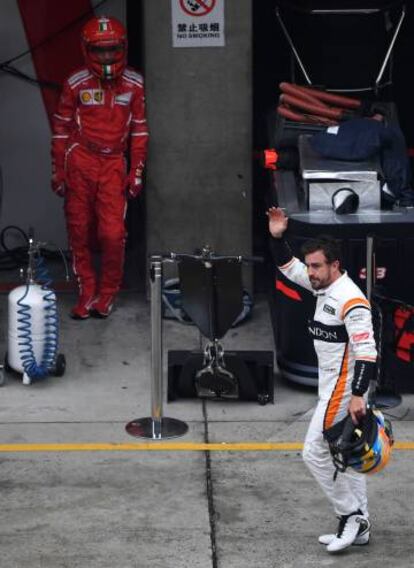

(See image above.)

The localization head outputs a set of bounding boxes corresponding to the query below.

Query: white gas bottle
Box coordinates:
[8,283,56,374]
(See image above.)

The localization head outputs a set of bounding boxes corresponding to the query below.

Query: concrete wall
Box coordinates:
[144,1,252,268]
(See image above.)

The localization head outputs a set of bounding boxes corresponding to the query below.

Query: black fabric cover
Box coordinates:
[178,257,243,340]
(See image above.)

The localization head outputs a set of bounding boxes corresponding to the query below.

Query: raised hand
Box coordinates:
[267,206,288,238]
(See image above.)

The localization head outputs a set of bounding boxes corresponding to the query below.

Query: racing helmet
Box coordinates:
[325,408,394,475]
[81,16,127,80]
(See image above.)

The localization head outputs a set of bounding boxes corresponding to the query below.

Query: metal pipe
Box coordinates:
[375,5,406,89]
[366,235,375,301]
[275,7,312,85]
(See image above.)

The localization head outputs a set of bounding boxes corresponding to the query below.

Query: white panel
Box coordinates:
[308,181,381,210]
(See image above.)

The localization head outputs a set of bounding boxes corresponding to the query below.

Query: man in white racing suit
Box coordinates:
[268,207,377,553]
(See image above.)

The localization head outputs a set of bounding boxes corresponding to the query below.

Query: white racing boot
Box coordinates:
[323,510,369,552]
[319,516,370,546]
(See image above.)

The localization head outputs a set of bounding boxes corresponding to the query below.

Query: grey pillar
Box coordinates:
[143,0,252,282]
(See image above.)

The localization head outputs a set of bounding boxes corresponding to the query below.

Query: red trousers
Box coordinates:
[64,144,127,297]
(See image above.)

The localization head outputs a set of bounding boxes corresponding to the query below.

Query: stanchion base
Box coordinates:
[125,417,189,440]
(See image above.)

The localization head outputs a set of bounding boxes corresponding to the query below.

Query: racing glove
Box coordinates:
[51,163,65,197]
[125,165,144,199]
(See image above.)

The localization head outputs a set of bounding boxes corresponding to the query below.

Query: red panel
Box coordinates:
[275,279,302,301]
[17,0,93,125]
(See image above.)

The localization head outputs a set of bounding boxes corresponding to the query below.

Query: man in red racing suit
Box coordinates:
[51,16,148,319]
[268,207,377,554]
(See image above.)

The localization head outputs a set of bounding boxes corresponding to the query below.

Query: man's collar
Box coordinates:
[314,271,347,297]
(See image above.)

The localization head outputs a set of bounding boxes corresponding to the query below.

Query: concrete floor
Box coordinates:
[0,289,413,568]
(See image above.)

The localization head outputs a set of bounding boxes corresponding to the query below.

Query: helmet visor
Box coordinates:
[87,43,125,65]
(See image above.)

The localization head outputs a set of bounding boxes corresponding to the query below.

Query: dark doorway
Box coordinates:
[252,0,290,292]
[124,0,146,291]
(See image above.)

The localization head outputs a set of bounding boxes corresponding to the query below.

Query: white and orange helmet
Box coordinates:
[326,408,394,476]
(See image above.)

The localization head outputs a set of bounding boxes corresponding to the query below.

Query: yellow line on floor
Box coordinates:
[0,441,413,452]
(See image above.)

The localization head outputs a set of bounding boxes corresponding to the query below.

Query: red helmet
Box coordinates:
[81,16,127,80]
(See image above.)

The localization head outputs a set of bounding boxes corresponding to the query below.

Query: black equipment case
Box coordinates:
[166,252,274,404]
[168,350,274,405]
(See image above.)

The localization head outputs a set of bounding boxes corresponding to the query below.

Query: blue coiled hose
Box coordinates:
[16,254,59,380]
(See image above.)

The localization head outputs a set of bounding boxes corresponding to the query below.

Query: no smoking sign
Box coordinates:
[172,0,225,47]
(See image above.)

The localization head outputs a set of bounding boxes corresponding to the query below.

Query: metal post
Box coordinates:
[151,257,163,438]
[366,235,375,302]
[366,235,377,405]
[126,256,188,439]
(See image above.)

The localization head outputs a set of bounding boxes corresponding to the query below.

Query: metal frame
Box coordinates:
[274,2,406,93]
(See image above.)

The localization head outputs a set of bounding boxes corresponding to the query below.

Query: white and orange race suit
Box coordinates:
[278,255,377,517]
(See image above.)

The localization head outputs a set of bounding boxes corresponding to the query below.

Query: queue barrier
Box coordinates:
[126,255,188,440]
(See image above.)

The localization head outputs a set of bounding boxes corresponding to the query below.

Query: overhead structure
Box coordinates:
[274,1,406,94]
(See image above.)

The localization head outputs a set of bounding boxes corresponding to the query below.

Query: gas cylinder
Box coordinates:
[8,283,57,375]
[4,237,66,385]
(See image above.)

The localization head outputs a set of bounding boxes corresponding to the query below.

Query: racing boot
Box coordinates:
[70,280,97,320]
[325,510,368,553]
[319,515,370,546]
[90,293,116,318]
[70,294,96,320]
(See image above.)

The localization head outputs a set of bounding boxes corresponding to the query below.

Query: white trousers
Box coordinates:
[302,399,368,517]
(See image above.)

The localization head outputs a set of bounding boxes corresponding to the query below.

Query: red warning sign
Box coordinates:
[179,0,216,17]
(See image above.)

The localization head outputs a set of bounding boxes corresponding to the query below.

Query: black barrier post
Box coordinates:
[366,235,402,409]
[125,256,189,439]
[366,235,378,405]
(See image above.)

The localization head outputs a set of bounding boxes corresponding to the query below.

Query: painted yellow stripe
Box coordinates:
[0,441,413,452]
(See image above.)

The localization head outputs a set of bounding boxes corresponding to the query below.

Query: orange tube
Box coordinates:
[291,84,361,109]
[279,82,330,108]
[277,105,337,126]
[280,93,345,120]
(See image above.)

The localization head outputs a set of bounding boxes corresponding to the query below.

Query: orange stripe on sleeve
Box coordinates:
[341,297,371,320]
[324,345,349,430]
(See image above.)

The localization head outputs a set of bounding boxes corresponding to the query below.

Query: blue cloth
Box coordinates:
[310,118,412,200]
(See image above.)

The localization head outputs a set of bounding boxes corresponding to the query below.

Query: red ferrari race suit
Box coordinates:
[278,255,377,517]
[51,66,148,299]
